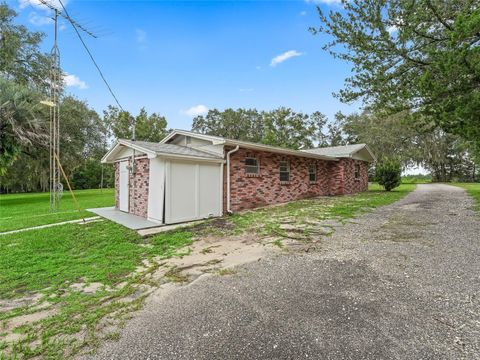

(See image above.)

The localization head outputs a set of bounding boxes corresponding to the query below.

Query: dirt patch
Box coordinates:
[70,282,109,294]
[190,217,237,232]
[151,233,273,284]
[0,293,43,312]
[8,308,57,328]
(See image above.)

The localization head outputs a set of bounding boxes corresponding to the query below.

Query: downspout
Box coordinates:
[226,145,240,214]
[130,117,136,214]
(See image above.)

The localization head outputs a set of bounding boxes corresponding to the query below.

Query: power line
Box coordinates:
[57,0,125,112]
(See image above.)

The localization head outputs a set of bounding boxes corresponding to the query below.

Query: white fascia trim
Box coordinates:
[159,130,339,161]
[160,129,226,145]
[363,144,377,162]
[223,140,337,161]
[348,145,376,162]
[101,140,157,163]
[159,131,178,144]
[118,139,157,157]
[101,141,120,163]
[157,152,225,163]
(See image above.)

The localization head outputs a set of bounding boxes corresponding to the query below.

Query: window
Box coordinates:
[309,164,316,182]
[354,163,360,180]
[245,157,260,175]
[279,160,290,182]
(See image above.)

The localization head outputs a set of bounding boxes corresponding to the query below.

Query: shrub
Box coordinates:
[376,159,401,191]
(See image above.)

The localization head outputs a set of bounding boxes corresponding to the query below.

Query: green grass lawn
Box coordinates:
[229,183,416,236]
[0,189,115,232]
[451,183,480,212]
[0,183,415,359]
[0,221,193,358]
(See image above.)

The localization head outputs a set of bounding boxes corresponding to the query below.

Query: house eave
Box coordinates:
[101,139,157,164]
[223,140,337,161]
[101,139,225,164]
[162,130,338,161]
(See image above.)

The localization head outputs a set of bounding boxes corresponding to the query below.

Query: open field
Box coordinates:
[0,184,416,359]
[452,183,480,212]
[0,189,115,232]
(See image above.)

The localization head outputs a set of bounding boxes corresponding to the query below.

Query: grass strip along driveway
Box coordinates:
[452,183,480,212]
[0,184,415,359]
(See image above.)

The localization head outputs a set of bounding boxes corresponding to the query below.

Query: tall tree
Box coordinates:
[192,107,328,150]
[0,3,50,175]
[262,107,319,149]
[0,4,50,91]
[311,0,480,146]
[104,106,168,142]
[0,77,47,175]
[338,109,478,181]
[192,108,264,143]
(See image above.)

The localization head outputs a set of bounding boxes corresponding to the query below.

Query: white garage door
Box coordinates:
[165,160,222,224]
[119,161,129,212]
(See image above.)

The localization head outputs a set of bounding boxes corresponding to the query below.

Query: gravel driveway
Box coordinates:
[85,184,480,359]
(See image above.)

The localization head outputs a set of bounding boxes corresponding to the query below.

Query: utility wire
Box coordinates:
[58,0,125,112]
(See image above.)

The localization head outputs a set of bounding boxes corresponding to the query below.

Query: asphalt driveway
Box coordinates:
[85,184,480,359]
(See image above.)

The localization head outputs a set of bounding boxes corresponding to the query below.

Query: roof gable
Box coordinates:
[162,129,339,161]
[101,139,224,163]
[303,144,376,162]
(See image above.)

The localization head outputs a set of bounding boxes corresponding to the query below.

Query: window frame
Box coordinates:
[354,163,361,180]
[308,163,317,183]
[245,157,260,175]
[279,160,290,182]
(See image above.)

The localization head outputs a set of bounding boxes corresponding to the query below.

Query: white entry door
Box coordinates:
[119,161,129,212]
[165,160,222,224]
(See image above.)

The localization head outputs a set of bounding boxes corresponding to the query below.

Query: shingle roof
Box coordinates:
[161,129,338,161]
[302,144,368,157]
[119,139,223,159]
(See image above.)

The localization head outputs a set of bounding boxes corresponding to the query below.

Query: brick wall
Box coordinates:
[114,157,150,218]
[128,157,149,217]
[224,148,370,212]
[112,148,370,218]
[225,147,333,212]
[342,158,369,194]
[328,160,344,195]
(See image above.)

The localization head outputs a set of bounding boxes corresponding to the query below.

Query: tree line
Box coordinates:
[0,4,169,193]
[192,108,479,182]
[310,0,480,180]
[1,1,479,193]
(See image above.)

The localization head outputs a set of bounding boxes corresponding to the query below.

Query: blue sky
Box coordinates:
[13,0,358,129]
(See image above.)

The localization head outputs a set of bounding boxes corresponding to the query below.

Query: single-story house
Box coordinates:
[101,130,375,225]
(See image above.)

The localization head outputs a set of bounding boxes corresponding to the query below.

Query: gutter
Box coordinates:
[226,145,240,214]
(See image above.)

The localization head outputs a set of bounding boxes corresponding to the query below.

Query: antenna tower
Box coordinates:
[38,0,96,211]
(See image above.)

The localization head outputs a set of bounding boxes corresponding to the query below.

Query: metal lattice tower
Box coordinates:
[37,0,97,211]
[49,10,62,211]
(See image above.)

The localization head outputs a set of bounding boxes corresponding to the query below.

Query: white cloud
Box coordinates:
[63,73,88,89]
[19,0,68,11]
[270,50,304,67]
[136,29,147,44]
[183,105,208,117]
[28,11,53,26]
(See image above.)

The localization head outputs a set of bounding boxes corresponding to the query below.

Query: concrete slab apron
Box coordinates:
[83,184,480,360]
[87,207,161,230]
